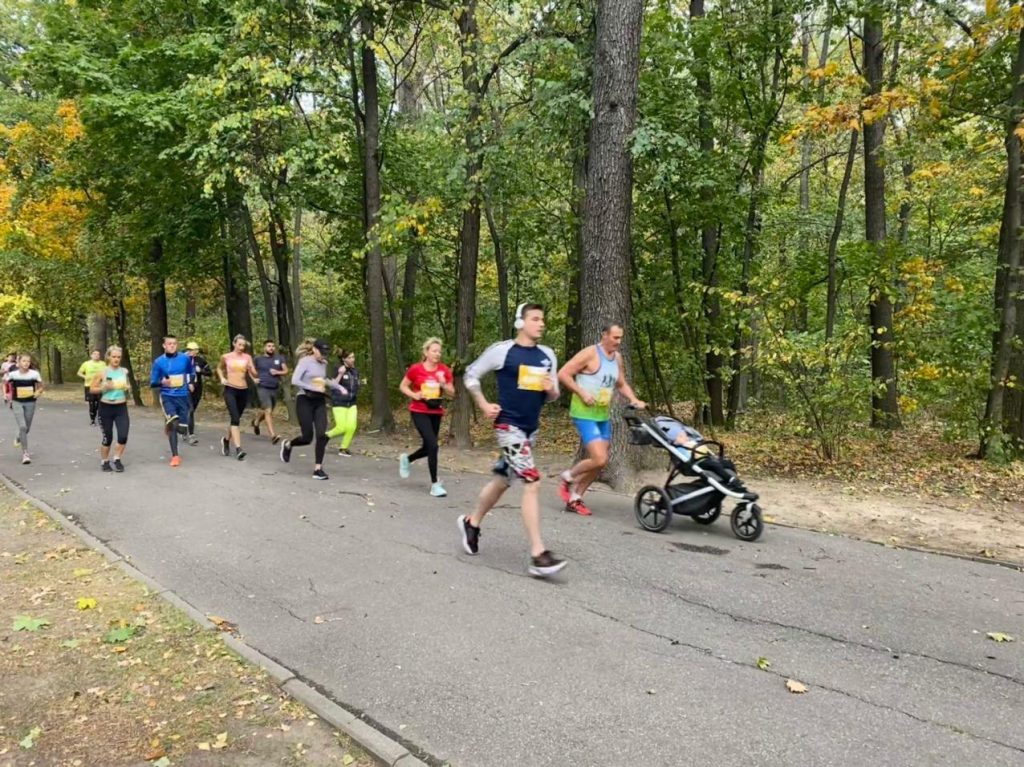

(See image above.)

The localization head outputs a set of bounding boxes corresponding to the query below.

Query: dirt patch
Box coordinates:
[0,490,377,767]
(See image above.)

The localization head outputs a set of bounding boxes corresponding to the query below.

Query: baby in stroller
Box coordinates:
[652,416,756,500]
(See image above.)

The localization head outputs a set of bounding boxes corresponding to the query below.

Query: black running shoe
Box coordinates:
[271,434,281,445]
[113,459,125,473]
[236,449,246,461]
[528,550,567,578]
[280,439,292,463]
[312,468,328,480]
[458,515,480,555]
[338,448,352,457]
[252,418,260,436]
[101,461,112,472]
[220,436,230,456]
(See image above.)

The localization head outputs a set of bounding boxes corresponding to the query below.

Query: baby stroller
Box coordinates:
[623,407,764,541]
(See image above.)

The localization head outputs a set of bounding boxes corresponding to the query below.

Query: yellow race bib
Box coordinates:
[595,388,612,407]
[517,365,548,392]
[167,374,185,388]
[311,377,325,392]
[421,380,441,399]
[15,386,34,399]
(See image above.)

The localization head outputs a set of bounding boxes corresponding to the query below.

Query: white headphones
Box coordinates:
[513,302,528,331]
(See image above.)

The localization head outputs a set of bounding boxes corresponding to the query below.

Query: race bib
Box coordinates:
[167,374,185,388]
[311,376,326,392]
[421,380,441,399]
[113,379,127,390]
[595,387,613,407]
[517,365,549,392]
[16,386,34,399]
[231,359,248,371]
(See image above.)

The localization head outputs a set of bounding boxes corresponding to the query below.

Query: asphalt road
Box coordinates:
[4,401,1023,766]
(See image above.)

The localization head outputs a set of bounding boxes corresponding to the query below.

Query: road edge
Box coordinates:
[0,472,436,767]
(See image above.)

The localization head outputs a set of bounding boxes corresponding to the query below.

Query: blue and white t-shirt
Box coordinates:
[464,340,559,433]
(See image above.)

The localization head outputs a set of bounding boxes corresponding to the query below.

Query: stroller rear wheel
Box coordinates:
[731,502,763,542]
[635,485,672,533]
[692,503,722,525]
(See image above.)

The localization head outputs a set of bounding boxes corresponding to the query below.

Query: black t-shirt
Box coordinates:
[6,369,42,402]
[254,354,287,389]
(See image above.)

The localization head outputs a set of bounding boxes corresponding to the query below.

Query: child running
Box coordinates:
[326,349,359,456]
[398,338,455,497]
[94,346,130,472]
[459,303,566,577]
[217,334,258,460]
[4,353,43,465]
[280,339,345,480]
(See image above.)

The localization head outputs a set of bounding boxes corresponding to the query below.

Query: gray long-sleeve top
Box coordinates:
[291,355,344,397]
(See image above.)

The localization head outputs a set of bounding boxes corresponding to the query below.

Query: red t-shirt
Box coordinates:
[406,362,453,414]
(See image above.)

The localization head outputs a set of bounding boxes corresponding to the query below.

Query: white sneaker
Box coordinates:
[430,481,447,498]
[21,452,31,465]
[399,453,410,479]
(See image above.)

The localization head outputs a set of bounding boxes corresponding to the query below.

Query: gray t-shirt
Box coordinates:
[254,354,286,389]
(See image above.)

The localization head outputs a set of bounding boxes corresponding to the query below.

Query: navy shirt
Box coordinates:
[254,353,287,389]
[464,340,559,433]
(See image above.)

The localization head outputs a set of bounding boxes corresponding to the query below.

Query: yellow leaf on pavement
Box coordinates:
[76,597,97,610]
[786,679,808,694]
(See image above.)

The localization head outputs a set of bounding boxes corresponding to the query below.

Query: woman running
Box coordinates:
[217,334,258,461]
[326,349,359,456]
[94,345,130,472]
[280,339,344,480]
[4,354,44,465]
[398,337,455,497]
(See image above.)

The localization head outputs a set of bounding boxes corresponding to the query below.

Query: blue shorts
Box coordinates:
[161,394,191,423]
[572,417,611,445]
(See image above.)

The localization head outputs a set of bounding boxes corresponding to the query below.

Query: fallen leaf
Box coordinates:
[987,632,1015,643]
[19,727,42,749]
[143,746,166,761]
[197,742,210,751]
[756,657,771,670]
[73,568,93,578]
[61,639,81,649]
[103,625,137,643]
[342,755,355,766]
[786,679,808,694]
[76,597,97,610]
[212,732,228,750]
[12,616,50,632]
[313,616,325,624]
[152,758,171,767]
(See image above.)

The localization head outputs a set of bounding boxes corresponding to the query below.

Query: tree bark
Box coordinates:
[360,7,394,432]
[863,3,900,429]
[87,313,108,355]
[147,238,168,405]
[981,22,1024,457]
[400,236,420,363]
[579,0,645,488]
[485,195,510,339]
[291,206,305,343]
[240,203,277,342]
[826,130,859,342]
[115,298,144,406]
[51,347,63,384]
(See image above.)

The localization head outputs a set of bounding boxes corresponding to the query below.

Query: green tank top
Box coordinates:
[100,367,129,404]
[569,345,619,422]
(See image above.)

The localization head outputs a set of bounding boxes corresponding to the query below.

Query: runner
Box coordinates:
[216,334,258,461]
[184,341,211,445]
[251,339,288,444]
[458,303,567,577]
[557,323,646,515]
[76,349,106,426]
[94,345,130,472]
[325,349,359,456]
[4,353,43,465]
[0,353,16,376]
[280,339,345,480]
[398,338,455,497]
[150,335,194,467]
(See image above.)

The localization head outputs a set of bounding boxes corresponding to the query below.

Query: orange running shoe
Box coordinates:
[170,455,181,468]
[565,499,592,516]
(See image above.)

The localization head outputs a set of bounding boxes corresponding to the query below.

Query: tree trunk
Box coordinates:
[51,347,63,384]
[400,235,420,363]
[564,142,587,371]
[116,298,144,406]
[87,313,108,355]
[981,22,1024,457]
[268,206,295,350]
[360,7,394,432]
[863,4,900,429]
[240,203,277,343]
[485,195,510,339]
[147,238,168,406]
[291,206,304,343]
[826,130,859,342]
[450,0,485,449]
[579,0,645,489]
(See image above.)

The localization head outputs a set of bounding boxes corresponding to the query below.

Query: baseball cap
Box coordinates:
[186,341,200,351]
[312,339,331,355]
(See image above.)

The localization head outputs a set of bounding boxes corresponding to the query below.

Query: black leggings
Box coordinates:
[188,385,203,435]
[292,394,328,464]
[85,389,100,422]
[409,412,441,482]
[223,386,248,426]
[99,402,129,447]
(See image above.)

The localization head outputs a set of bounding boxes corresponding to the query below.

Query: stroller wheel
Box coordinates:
[693,504,722,525]
[634,485,672,533]
[731,502,764,542]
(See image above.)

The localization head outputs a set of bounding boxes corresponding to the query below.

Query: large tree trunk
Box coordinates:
[51,347,63,384]
[579,0,645,489]
[87,313,108,355]
[981,23,1024,457]
[360,7,394,432]
[450,0,485,449]
[147,237,168,406]
[863,4,900,429]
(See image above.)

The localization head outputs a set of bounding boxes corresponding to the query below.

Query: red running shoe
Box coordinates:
[558,476,572,503]
[565,499,592,516]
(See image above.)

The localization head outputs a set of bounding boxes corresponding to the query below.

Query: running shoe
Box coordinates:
[458,515,480,555]
[558,475,572,503]
[280,439,292,463]
[220,436,230,456]
[170,455,181,468]
[235,449,246,461]
[338,448,352,457]
[101,461,113,472]
[176,423,189,436]
[186,435,199,445]
[21,452,30,465]
[398,453,410,479]
[565,499,592,516]
[430,481,447,498]
[164,413,179,436]
[312,468,328,480]
[113,459,125,473]
[13,438,20,448]
[252,418,261,436]
[271,435,281,445]
[529,550,567,577]
[90,419,96,427]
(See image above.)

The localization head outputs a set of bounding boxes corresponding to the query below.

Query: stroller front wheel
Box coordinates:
[635,485,672,533]
[731,502,764,542]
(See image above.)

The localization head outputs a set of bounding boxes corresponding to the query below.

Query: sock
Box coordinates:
[570,492,582,502]
[561,470,573,483]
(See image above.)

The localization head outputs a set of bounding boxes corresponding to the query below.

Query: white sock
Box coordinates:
[570,491,582,502]
[561,470,573,483]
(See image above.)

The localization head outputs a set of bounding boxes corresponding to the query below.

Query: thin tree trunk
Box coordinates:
[116,298,144,406]
[292,206,304,343]
[485,195,510,339]
[580,0,645,488]
[400,236,420,363]
[51,347,63,384]
[147,237,168,406]
[242,204,277,343]
[564,142,587,369]
[826,130,859,342]
[863,3,900,429]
